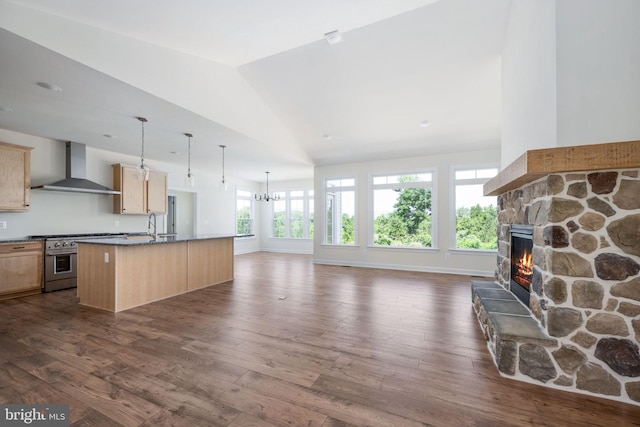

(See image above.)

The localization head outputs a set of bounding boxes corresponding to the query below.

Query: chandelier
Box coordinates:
[255,171,280,202]
[184,133,195,187]
[219,144,228,191]
[136,116,150,181]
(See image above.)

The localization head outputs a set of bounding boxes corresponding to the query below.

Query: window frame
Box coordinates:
[323,176,357,246]
[235,187,255,238]
[368,169,436,249]
[270,189,314,239]
[450,164,499,252]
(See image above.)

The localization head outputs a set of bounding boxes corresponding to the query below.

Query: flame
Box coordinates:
[519,251,533,274]
[514,250,533,287]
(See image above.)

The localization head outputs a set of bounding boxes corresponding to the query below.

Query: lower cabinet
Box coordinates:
[0,241,43,299]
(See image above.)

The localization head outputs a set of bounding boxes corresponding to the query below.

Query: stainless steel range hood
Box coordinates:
[32,141,121,195]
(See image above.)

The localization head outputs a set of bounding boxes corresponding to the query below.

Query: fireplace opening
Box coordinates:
[510,225,533,306]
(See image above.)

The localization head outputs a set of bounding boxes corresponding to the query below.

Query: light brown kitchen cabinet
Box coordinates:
[0,241,43,299]
[0,142,32,212]
[112,164,167,214]
[146,169,168,213]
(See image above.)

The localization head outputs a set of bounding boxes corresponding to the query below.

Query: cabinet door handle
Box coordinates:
[13,246,26,249]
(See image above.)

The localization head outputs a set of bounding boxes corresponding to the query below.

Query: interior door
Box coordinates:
[167,195,176,234]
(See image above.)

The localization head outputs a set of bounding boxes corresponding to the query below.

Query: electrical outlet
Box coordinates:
[0,221,6,229]
[114,220,119,227]
[104,252,109,263]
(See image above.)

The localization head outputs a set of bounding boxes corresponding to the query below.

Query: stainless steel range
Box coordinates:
[30,233,126,292]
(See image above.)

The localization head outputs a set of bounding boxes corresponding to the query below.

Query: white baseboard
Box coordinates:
[261,248,314,255]
[312,258,494,277]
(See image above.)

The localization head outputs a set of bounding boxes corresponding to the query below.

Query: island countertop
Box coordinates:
[77,234,242,312]
[77,233,253,246]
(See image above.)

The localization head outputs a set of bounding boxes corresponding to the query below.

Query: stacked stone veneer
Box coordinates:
[488,168,640,405]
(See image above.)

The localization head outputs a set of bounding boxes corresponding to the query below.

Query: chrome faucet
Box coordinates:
[148,212,157,239]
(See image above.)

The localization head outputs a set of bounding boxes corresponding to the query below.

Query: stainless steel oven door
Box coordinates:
[45,252,77,283]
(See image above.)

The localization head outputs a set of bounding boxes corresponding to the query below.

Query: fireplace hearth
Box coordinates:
[510,225,533,306]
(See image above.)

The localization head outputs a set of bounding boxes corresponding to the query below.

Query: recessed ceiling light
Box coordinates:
[36,81,62,91]
[103,134,117,139]
[323,134,333,140]
[324,30,343,45]
[420,120,431,128]
[0,106,14,112]
[170,151,180,155]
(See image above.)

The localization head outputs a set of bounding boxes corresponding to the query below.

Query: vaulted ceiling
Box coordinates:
[0,0,510,182]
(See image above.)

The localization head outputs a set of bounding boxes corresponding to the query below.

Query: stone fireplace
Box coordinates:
[472,140,640,406]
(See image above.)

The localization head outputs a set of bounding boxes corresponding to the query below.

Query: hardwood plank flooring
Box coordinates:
[1,252,640,426]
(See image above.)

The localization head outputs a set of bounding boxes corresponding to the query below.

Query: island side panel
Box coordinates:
[78,244,117,311]
[116,241,188,311]
[187,238,234,291]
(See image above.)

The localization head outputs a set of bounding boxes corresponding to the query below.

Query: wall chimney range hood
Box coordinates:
[32,141,121,195]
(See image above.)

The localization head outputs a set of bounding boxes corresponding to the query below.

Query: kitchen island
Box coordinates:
[77,234,245,312]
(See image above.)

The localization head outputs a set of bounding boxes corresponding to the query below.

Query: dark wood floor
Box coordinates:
[1,252,639,426]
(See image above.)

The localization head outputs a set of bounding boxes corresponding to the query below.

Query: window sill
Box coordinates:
[367,245,439,253]
[448,248,497,256]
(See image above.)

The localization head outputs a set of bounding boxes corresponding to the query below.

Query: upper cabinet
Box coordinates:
[146,169,168,213]
[0,142,32,212]
[112,164,167,215]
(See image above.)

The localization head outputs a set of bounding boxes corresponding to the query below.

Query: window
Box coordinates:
[271,190,314,239]
[309,195,314,239]
[454,167,498,250]
[236,189,254,235]
[324,178,356,245]
[272,192,287,238]
[371,172,434,248]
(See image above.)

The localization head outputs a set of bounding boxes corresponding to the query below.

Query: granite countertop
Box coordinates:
[77,234,252,246]
[0,237,41,244]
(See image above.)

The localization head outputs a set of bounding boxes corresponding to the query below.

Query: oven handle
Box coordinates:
[46,251,76,256]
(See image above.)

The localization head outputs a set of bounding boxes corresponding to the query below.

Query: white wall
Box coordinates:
[0,128,261,254]
[501,0,640,167]
[556,0,640,147]
[1,128,142,236]
[313,149,500,277]
[501,0,557,166]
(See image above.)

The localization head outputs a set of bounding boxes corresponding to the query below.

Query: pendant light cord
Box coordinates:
[187,134,192,177]
[137,117,147,170]
[220,145,226,185]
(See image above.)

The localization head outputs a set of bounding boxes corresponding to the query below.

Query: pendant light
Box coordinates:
[255,171,280,202]
[136,117,150,181]
[219,144,228,191]
[184,133,195,187]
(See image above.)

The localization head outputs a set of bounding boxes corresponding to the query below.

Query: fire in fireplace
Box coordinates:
[510,225,534,306]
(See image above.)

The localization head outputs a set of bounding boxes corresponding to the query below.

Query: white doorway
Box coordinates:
[168,191,196,235]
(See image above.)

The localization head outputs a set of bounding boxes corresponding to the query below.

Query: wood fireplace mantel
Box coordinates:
[484,140,640,196]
